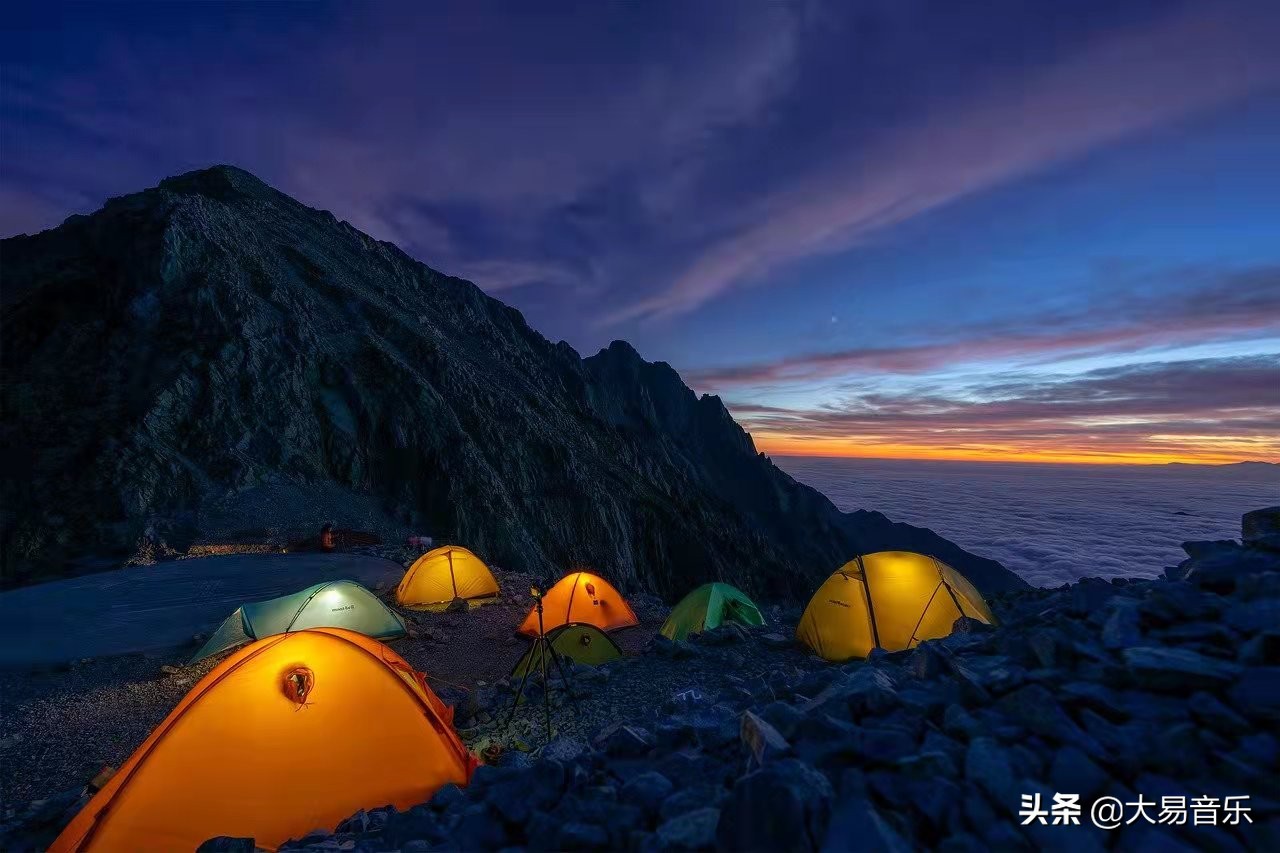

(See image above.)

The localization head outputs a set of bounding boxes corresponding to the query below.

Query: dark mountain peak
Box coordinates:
[588,340,689,398]
[157,164,276,202]
[0,166,1026,597]
[602,339,641,358]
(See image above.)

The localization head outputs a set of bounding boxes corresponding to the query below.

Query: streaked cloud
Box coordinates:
[608,0,1280,323]
[734,355,1280,464]
[3,1,1278,464]
[689,265,1280,388]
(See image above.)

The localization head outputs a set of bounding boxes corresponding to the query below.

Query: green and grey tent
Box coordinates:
[511,622,623,678]
[660,582,764,642]
[189,580,406,664]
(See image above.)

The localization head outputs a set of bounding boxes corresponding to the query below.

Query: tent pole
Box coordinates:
[856,555,883,651]
[286,583,329,633]
[448,550,458,600]
[932,558,969,618]
[906,583,944,647]
[565,572,581,621]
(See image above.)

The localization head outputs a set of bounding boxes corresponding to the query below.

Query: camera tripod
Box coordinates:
[504,588,577,741]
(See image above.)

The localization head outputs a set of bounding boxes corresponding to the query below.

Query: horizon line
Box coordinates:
[757,446,1278,467]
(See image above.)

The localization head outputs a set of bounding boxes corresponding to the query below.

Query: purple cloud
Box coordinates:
[688,265,1280,388]
[607,1,1280,323]
[730,355,1280,461]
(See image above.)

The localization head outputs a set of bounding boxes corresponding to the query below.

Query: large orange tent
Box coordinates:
[796,551,995,662]
[396,545,500,609]
[50,629,476,853]
[518,571,638,636]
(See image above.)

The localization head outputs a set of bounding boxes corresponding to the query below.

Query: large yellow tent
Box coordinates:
[796,551,995,662]
[50,629,476,853]
[396,545,499,609]
[518,571,638,636]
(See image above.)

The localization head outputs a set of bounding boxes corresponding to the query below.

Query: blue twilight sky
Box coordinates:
[3,0,1278,462]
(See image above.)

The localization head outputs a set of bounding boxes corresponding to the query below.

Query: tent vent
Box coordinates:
[283,667,315,705]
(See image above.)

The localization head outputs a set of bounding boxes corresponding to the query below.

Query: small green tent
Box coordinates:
[189,580,405,664]
[512,622,623,678]
[660,582,764,642]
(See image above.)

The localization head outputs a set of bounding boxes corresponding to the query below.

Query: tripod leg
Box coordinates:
[548,646,577,708]
[540,639,553,740]
[504,651,537,731]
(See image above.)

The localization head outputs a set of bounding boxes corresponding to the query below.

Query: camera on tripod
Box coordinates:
[507,574,577,741]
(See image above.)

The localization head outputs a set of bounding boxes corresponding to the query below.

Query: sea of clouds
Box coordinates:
[775,456,1279,588]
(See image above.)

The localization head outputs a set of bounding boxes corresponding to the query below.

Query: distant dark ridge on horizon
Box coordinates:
[1164,460,1278,468]
[764,454,1278,469]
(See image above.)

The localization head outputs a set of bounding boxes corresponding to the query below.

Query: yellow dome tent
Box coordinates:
[50,629,476,853]
[396,545,499,609]
[518,571,638,636]
[797,551,995,662]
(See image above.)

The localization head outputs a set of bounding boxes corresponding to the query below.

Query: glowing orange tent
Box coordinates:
[396,545,500,609]
[518,571,638,636]
[51,629,476,853]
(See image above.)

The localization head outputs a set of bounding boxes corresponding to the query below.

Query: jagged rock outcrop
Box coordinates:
[0,165,1023,596]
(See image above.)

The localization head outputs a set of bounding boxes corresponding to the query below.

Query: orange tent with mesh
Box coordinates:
[50,629,476,853]
[518,571,638,636]
[396,545,500,609]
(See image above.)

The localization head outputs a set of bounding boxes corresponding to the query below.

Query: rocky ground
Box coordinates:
[4,509,1279,851]
[271,510,1279,852]
[0,556,624,810]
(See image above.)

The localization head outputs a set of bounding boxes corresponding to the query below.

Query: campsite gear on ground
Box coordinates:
[516,571,638,636]
[511,622,622,677]
[188,579,405,664]
[796,551,995,662]
[407,535,434,550]
[396,545,500,609]
[506,584,578,742]
[286,528,381,552]
[660,582,765,641]
[51,629,475,853]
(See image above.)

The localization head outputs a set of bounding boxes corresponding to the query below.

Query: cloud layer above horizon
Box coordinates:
[3,0,1278,463]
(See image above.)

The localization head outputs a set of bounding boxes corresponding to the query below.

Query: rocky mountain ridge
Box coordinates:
[0,165,1023,597]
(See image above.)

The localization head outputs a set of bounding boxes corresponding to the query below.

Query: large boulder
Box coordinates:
[1243,506,1280,553]
[717,759,833,852]
[1123,647,1243,691]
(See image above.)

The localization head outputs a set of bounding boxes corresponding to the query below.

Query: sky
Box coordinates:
[3,0,1278,465]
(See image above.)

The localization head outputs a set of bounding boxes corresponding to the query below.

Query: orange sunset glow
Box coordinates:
[751,433,1277,466]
